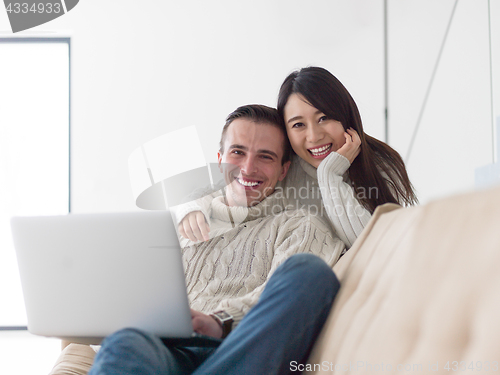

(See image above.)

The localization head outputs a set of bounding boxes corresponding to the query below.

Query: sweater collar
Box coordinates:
[297,155,318,179]
[211,190,286,224]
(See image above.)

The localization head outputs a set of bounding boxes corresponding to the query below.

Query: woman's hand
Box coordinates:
[191,309,223,338]
[336,128,361,164]
[178,211,210,242]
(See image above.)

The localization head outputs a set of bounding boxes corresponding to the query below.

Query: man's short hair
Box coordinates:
[219,104,291,165]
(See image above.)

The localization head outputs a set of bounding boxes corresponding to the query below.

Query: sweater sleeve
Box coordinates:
[172,190,221,228]
[212,213,344,327]
[316,152,372,249]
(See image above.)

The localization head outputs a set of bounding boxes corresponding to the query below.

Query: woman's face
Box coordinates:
[283,93,346,168]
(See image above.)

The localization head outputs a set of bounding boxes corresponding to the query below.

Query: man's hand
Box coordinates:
[191,309,222,338]
[178,211,210,242]
[336,127,361,164]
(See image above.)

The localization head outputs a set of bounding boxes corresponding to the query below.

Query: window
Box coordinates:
[0,38,70,328]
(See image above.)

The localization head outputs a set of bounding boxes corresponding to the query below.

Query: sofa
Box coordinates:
[49,184,500,374]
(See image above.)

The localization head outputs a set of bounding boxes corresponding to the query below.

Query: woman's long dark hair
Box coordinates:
[277,67,418,213]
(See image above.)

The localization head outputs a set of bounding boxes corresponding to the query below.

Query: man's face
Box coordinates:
[218,119,291,207]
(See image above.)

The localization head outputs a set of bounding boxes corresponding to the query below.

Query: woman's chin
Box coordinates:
[293,147,334,168]
[305,151,332,168]
[303,155,322,168]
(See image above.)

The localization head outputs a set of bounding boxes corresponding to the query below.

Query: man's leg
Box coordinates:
[89,328,215,375]
[193,253,340,375]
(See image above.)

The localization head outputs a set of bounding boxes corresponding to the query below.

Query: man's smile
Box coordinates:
[235,177,262,188]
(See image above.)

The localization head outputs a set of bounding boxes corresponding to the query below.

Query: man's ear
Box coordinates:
[278,160,291,181]
[217,151,223,173]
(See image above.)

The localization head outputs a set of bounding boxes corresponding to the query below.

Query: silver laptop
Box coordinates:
[10,211,221,346]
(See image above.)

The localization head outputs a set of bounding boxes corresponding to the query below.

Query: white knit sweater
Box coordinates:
[279,152,372,248]
[181,192,345,328]
[174,151,372,249]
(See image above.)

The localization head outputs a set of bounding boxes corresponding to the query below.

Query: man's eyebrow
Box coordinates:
[258,149,278,159]
[229,144,278,159]
[228,144,248,150]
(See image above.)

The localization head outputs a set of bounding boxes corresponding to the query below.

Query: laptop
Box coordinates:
[10,210,222,347]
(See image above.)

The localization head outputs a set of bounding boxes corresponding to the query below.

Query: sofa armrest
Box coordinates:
[48,343,96,375]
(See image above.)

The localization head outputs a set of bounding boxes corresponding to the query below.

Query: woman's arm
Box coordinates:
[174,190,220,242]
[316,151,372,248]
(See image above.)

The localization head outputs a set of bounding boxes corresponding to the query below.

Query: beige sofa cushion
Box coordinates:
[49,343,96,375]
[307,185,500,374]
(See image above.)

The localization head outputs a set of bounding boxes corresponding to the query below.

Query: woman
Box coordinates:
[179,67,417,249]
[276,66,417,247]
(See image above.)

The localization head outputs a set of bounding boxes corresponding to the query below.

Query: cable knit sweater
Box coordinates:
[181,192,345,328]
[174,152,372,250]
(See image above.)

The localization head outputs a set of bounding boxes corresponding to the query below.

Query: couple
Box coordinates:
[179,66,417,249]
[89,67,417,375]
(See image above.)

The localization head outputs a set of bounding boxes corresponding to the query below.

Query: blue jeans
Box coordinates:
[89,253,340,375]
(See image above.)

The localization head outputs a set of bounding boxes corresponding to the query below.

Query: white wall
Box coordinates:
[1,0,498,210]
[1,0,385,212]
[388,0,500,203]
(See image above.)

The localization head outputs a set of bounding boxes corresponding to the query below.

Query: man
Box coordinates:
[89,105,344,375]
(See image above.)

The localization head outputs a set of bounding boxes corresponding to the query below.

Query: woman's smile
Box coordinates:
[308,143,333,158]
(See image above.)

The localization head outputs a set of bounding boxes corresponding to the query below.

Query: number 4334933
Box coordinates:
[5,2,62,14]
